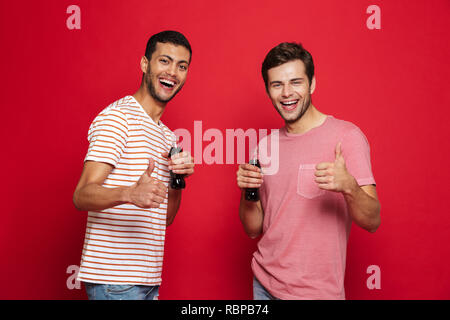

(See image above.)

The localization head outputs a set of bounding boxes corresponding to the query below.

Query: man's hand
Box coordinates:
[128,158,167,208]
[315,142,381,233]
[162,150,194,226]
[237,163,264,238]
[314,142,358,195]
[237,163,263,189]
[162,151,195,177]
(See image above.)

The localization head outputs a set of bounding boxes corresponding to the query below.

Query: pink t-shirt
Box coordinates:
[252,115,376,300]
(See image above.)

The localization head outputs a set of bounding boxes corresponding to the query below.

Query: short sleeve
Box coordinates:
[341,127,376,186]
[84,108,129,167]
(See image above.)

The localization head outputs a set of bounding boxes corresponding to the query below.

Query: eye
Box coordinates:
[272,83,281,88]
[159,58,169,64]
[179,65,188,71]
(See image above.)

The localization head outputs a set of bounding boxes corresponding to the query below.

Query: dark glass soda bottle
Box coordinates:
[245,159,261,201]
[169,145,186,189]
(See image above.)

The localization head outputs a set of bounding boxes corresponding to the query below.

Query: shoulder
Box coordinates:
[327,116,368,141]
[328,116,360,132]
[93,96,155,128]
[98,96,143,119]
[88,97,146,137]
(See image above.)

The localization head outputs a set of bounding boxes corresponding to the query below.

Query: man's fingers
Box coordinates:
[170,151,190,160]
[238,168,263,179]
[315,162,333,170]
[149,193,165,205]
[236,164,263,189]
[172,169,194,175]
[314,169,333,177]
[170,162,195,174]
[148,179,167,196]
[170,162,194,170]
[156,182,168,195]
[143,200,162,209]
[238,176,263,184]
[169,156,194,168]
[317,183,334,190]
[315,176,332,184]
[238,179,263,189]
[238,164,262,180]
[134,191,165,209]
[314,170,326,177]
[170,157,188,165]
[240,163,261,172]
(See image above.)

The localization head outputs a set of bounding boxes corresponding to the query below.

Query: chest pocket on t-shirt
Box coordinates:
[297,164,326,199]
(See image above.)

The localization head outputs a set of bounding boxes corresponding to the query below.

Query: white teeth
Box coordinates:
[160,79,175,86]
[281,100,297,105]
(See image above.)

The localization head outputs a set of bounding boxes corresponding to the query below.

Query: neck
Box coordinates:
[285,104,327,134]
[133,84,166,124]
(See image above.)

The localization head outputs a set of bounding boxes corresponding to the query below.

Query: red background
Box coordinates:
[1,0,449,299]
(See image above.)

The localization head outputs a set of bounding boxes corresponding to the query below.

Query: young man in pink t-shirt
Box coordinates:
[236,42,381,300]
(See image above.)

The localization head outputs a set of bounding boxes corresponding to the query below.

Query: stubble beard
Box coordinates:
[146,69,184,104]
[276,94,312,124]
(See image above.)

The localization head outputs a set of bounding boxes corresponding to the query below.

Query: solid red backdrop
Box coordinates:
[0,0,449,299]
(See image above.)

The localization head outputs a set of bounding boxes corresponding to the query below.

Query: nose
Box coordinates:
[281,84,293,98]
[166,63,178,78]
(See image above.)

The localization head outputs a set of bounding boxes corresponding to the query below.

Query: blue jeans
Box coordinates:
[253,277,280,300]
[84,282,160,300]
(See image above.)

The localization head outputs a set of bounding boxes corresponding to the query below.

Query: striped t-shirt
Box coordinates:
[77,95,176,286]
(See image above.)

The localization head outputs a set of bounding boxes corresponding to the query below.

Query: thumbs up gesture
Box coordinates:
[129,158,167,208]
[314,142,357,194]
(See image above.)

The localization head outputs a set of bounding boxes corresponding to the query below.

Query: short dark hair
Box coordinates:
[261,42,314,89]
[145,30,192,62]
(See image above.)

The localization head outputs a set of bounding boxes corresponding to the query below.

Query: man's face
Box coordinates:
[143,42,191,104]
[266,60,315,123]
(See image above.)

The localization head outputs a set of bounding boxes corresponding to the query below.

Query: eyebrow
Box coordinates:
[269,77,304,85]
[269,80,282,85]
[159,54,190,65]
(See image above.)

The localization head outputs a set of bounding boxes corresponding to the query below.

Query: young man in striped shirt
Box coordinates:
[73,31,195,300]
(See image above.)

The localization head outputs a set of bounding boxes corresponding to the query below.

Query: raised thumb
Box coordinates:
[145,158,155,177]
[335,142,343,160]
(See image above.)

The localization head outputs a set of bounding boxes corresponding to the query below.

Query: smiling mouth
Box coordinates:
[159,78,176,89]
[280,100,299,111]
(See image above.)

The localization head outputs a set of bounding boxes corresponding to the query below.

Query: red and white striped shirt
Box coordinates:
[77,95,176,286]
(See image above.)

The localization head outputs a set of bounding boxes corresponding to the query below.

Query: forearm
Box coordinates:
[73,183,130,212]
[239,191,264,239]
[166,188,182,226]
[343,180,381,233]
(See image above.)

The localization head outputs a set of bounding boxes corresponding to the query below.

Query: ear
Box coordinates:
[309,76,316,94]
[140,56,148,74]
